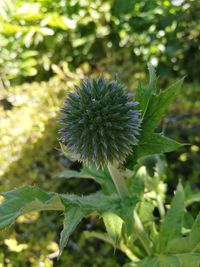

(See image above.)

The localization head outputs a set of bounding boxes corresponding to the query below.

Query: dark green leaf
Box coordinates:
[141,78,184,137]
[0,186,64,230]
[136,133,183,159]
[59,207,85,257]
[0,186,120,230]
[61,191,120,213]
[127,72,184,168]
[135,63,156,119]
[121,196,139,236]
[56,164,115,194]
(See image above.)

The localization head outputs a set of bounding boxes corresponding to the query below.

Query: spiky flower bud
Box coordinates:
[59,76,140,166]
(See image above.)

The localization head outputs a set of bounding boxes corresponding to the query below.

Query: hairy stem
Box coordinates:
[107,162,129,199]
[133,211,153,256]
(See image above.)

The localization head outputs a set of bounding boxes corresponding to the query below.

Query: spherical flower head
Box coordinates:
[59,76,140,167]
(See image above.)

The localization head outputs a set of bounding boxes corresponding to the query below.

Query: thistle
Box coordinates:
[59,76,140,166]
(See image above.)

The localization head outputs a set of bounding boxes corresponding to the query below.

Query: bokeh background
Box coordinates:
[0,0,199,266]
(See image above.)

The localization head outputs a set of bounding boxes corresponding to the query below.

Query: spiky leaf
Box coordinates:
[0,186,64,229]
[59,207,85,256]
[0,186,121,230]
[56,164,115,194]
[136,133,183,159]
[140,78,184,137]
[126,65,184,168]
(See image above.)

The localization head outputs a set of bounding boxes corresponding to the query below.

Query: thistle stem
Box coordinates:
[107,163,129,199]
[133,211,153,256]
[107,163,153,256]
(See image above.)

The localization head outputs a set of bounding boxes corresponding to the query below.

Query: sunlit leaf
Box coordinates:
[102,212,123,247]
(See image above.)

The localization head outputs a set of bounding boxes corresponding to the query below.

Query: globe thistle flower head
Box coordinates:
[59,76,141,167]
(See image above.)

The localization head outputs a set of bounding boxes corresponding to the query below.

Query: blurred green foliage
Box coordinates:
[0,68,82,190]
[0,0,199,86]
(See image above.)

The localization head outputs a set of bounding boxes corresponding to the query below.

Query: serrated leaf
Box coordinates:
[59,207,84,257]
[0,186,64,230]
[141,78,184,137]
[136,133,183,159]
[135,64,157,119]
[157,184,184,253]
[76,165,115,193]
[0,186,120,230]
[61,191,120,212]
[102,212,123,247]
[127,69,184,168]
[55,163,115,194]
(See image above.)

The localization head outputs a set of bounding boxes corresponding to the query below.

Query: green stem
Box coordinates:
[120,242,140,262]
[156,194,165,219]
[133,211,153,256]
[107,162,129,199]
[108,163,153,257]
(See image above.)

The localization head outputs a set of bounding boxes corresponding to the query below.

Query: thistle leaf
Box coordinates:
[59,207,85,257]
[0,186,121,230]
[102,212,123,247]
[140,78,184,137]
[55,165,115,194]
[0,186,64,230]
[121,195,139,236]
[135,133,183,159]
[61,191,121,212]
[127,70,184,168]
[135,64,157,119]
[157,184,184,253]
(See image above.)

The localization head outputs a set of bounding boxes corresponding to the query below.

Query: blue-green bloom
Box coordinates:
[59,76,140,166]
